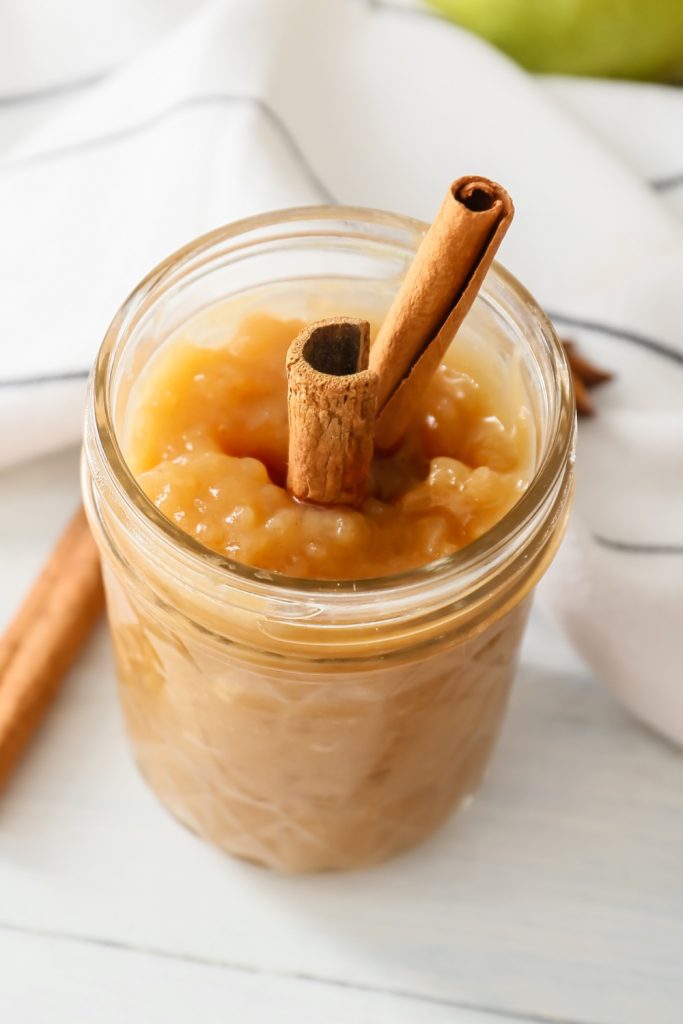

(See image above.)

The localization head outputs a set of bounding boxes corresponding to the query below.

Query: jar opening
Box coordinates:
[86,205,574,606]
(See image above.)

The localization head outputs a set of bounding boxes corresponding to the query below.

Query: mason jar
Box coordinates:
[82,206,575,872]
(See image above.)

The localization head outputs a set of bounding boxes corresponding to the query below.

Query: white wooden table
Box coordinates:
[1,445,681,1024]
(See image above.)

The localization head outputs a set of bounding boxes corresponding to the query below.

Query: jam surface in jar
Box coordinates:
[126,309,535,578]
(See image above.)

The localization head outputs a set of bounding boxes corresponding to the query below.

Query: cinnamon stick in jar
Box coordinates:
[371,176,514,451]
[286,318,378,507]
[0,507,103,790]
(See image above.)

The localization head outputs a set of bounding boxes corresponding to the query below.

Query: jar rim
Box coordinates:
[88,203,574,603]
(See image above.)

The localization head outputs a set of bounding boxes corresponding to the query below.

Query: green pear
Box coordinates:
[427,0,683,78]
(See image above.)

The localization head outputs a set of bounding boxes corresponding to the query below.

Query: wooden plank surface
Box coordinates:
[0,928,516,1024]
[1,448,682,1024]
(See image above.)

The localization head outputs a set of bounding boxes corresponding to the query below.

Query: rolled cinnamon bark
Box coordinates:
[0,507,104,791]
[286,318,378,507]
[371,176,514,450]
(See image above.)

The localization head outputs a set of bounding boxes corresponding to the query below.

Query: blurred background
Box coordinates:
[429,0,683,79]
[3,0,682,200]
[3,0,683,133]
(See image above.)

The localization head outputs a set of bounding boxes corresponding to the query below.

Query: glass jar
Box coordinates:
[82,207,575,873]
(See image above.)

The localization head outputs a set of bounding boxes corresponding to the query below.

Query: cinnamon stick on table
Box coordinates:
[562,339,615,417]
[371,176,514,451]
[0,507,103,791]
[287,318,378,507]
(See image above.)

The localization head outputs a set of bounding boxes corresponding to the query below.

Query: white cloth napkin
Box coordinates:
[1,0,682,742]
